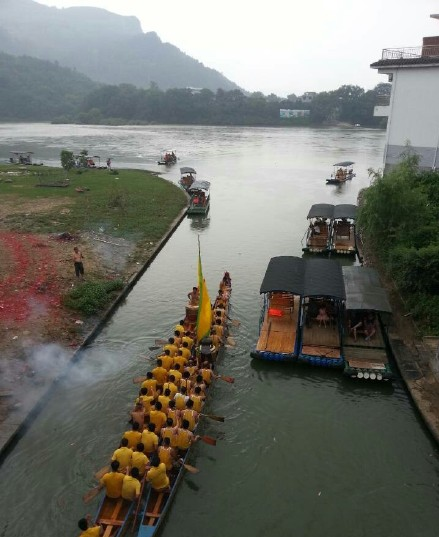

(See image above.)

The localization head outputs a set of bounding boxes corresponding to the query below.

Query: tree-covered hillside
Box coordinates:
[0,53,97,121]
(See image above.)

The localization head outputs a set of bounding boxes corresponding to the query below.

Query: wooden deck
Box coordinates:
[332,222,356,251]
[306,223,330,250]
[302,321,340,348]
[255,295,299,354]
[344,346,389,369]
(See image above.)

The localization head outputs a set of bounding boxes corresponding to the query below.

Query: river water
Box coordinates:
[0,124,438,537]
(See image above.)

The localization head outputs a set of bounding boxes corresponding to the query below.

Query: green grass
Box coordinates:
[0,165,187,241]
[62,280,125,315]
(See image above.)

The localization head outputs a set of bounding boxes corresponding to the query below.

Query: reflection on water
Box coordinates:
[0,124,438,537]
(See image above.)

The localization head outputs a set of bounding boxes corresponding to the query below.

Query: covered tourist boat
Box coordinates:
[297,258,346,368]
[329,204,358,256]
[342,266,395,381]
[326,161,355,184]
[187,180,210,215]
[302,204,333,254]
[158,150,177,166]
[179,166,196,190]
[251,256,303,361]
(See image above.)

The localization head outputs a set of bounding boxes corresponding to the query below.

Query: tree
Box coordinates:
[60,149,75,170]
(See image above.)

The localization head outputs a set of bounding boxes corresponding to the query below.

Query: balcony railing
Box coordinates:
[382,45,439,59]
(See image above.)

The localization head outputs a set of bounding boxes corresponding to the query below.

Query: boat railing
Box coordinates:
[381,45,439,60]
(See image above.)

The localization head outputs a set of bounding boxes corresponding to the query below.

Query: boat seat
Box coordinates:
[99,519,124,526]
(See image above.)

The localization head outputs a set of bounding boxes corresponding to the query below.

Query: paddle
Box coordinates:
[227,316,240,327]
[200,413,225,422]
[226,336,236,346]
[219,375,234,384]
[83,485,102,504]
[148,346,161,351]
[94,465,110,480]
[131,477,147,531]
[179,459,200,474]
[133,376,147,384]
[199,435,217,446]
[154,338,168,346]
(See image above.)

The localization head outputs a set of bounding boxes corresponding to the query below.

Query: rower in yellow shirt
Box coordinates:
[140,423,159,456]
[158,437,176,471]
[180,342,192,359]
[174,419,199,452]
[152,359,168,388]
[182,399,198,431]
[121,467,141,501]
[163,337,178,357]
[111,438,133,471]
[123,421,142,449]
[136,388,155,414]
[157,349,174,371]
[190,386,205,412]
[184,360,198,380]
[175,320,185,335]
[163,375,178,398]
[173,330,182,347]
[158,388,172,411]
[131,442,149,476]
[182,331,194,349]
[166,400,181,427]
[200,362,217,386]
[173,350,187,370]
[77,514,103,536]
[174,386,189,411]
[141,372,158,395]
[149,401,167,433]
[99,460,125,498]
[179,371,192,393]
[146,455,170,491]
[168,364,182,384]
[161,417,178,447]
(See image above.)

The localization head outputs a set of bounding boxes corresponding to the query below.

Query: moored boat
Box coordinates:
[94,496,133,537]
[179,166,196,190]
[302,204,333,254]
[342,266,395,381]
[328,204,358,256]
[187,180,210,215]
[326,161,355,184]
[297,258,346,368]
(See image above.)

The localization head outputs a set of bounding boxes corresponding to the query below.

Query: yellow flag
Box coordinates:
[196,240,212,342]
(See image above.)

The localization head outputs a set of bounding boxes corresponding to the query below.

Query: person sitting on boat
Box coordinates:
[185,359,198,380]
[130,401,145,430]
[222,271,232,287]
[179,341,192,361]
[121,467,141,501]
[169,363,183,384]
[152,359,168,391]
[188,286,199,306]
[199,337,216,363]
[158,437,177,471]
[313,223,321,235]
[140,371,158,395]
[161,417,178,446]
[192,375,207,396]
[158,388,172,412]
[99,460,125,499]
[200,362,217,385]
[157,349,174,372]
[364,312,377,341]
[146,455,170,492]
[163,375,178,399]
[182,398,199,431]
[179,370,192,393]
[175,319,185,335]
[131,443,149,477]
[210,328,223,350]
[349,312,364,342]
[166,399,181,427]
[316,304,330,327]
[163,337,178,357]
[174,419,200,454]
[174,385,189,410]
[173,330,183,347]
[190,386,205,412]
[123,421,142,449]
[213,318,225,339]
[141,423,159,456]
[174,349,188,370]
[112,438,133,471]
[78,514,103,536]
[149,401,168,433]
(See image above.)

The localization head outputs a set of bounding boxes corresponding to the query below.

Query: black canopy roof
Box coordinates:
[342,266,392,313]
[333,161,355,166]
[260,256,345,299]
[180,166,196,174]
[307,204,357,220]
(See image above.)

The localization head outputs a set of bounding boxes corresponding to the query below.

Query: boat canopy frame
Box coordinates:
[342,266,392,314]
[188,180,210,192]
[180,166,196,175]
[307,203,357,220]
[260,256,346,299]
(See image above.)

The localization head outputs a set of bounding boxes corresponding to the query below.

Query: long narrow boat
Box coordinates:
[93,496,133,537]
[302,204,333,254]
[328,204,358,257]
[135,274,232,537]
[297,258,346,368]
[187,180,210,215]
[342,266,395,381]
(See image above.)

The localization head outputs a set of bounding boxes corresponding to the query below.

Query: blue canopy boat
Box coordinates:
[342,266,395,381]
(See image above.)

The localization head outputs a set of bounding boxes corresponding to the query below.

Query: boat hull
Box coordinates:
[94,496,133,537]
[187,200,210,215]
[250,349,297,361]
[297,353,344,368]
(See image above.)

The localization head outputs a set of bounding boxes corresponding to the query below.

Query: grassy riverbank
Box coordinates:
[0,164,187,424]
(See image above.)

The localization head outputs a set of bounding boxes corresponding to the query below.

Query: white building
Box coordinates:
[371,14,439,170]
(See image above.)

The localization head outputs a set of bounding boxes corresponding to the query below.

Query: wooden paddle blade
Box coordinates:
[94,465,110,480]
[154,338,168,346]
[220,375,235,384]
[200,435,217,446]
[201,413,225,422]
[133,376,147,384]
[226,337,236,346]
[148,346,160,351]
[83,486,101,504]
[182,463,200,474]
[231,319,241,327]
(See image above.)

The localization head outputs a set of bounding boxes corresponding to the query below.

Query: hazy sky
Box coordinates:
[38,0,439,96]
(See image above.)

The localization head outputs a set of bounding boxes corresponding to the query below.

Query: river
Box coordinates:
[0,124,438,537]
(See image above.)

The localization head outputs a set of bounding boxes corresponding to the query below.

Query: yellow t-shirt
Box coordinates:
[140,430,158,453]
[175,428,193,450]
[140,378,157,394]
[123,430,142,449]
[158,446,174,470]
[149,410,167,432]
[201,369,213,385]
[182,409,197,431]
[182,336,194,348]
[152,366,168,385]
[213,325,224,337]
[163,381,178,398]
[158,395,171,411]
[100,471,124,498]
[131,451,149,475]
[147,463,170,490]
[175,324,185,335]
[160,354,174,371]
[80,527,101,537]
[163,344,178,357]
[168,369,182,383]
[161,426,177,448]
[191,395,203,412]
[121,475,141,501]
[179,378,192,393]
[173,355,187,370]
[180,347,191,359]
[111,446,133,469]
[166,408,180,427]
[174,393,187,411]
[136,395,154,412]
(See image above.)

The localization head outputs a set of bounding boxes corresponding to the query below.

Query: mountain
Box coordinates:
[0,0,240,92]
[0,52,97,120]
